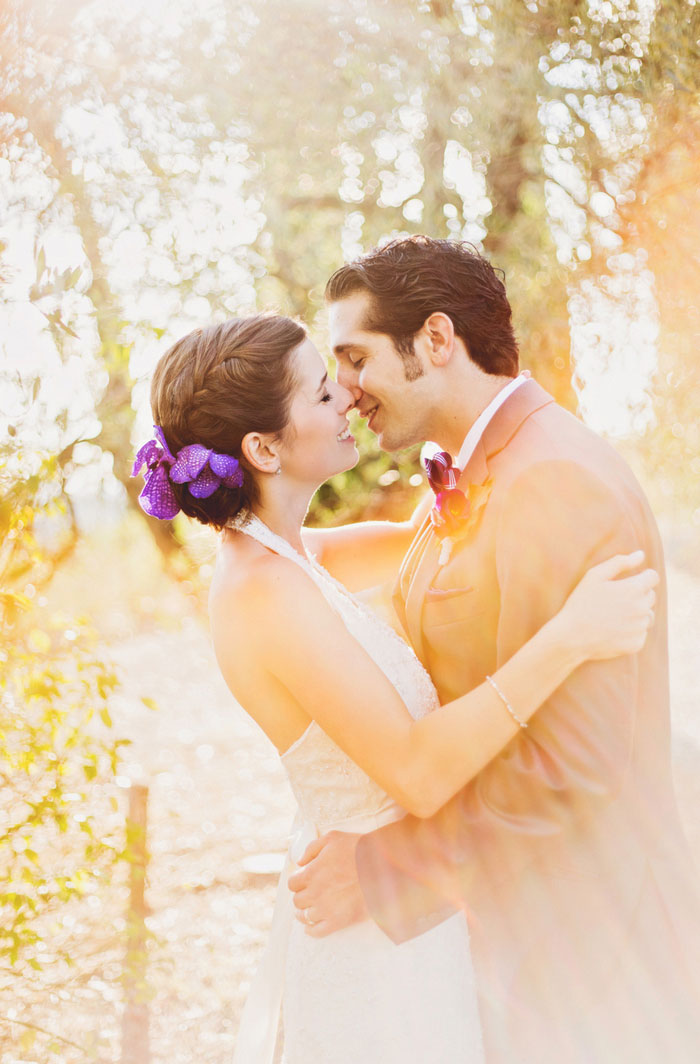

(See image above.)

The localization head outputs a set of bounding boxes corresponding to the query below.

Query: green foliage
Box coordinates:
[0,446,125,975]
[0,612,124,970]
[1,0,698,532]
[613,0,700,517]
[0,237,127,1064]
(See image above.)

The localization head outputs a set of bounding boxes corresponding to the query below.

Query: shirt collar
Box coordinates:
[456,372,529,472]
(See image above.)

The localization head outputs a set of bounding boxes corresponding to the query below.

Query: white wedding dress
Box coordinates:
[231,512,483,1064]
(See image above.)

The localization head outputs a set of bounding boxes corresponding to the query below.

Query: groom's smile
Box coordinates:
[360,402,379,431]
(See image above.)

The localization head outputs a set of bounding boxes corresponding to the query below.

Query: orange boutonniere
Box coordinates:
[430,479,493,565]
[424,450,493,564]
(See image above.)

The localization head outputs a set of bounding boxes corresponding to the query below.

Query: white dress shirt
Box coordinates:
[455,372,529,471]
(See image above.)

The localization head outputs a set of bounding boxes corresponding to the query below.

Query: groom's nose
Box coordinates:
[337,363,363,404]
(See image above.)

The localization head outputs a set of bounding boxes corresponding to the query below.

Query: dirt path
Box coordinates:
[108,553,700,1063]
[110,616,295,1063]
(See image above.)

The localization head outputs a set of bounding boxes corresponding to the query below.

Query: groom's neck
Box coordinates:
[430,368,515,455]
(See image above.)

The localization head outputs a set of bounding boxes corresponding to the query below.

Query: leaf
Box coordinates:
[0,591,31,613]
[20,1028,37,1051]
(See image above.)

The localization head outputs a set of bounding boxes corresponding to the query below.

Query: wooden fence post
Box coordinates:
[121,782,150,1064]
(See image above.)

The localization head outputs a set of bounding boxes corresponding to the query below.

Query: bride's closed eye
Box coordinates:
[320,390,333,403]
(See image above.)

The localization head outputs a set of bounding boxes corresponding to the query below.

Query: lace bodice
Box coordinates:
[228,512,440,833]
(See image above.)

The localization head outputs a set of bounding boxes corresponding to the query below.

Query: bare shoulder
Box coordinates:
[208,544,327,753]
[211,547,310,619]
[209,541,332,648]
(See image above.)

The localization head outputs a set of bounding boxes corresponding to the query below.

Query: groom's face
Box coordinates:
[328,291,432,452]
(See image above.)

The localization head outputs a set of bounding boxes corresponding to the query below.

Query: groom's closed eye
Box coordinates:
[335,345,367,368]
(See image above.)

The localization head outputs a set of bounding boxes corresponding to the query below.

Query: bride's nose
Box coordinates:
[336,382,355,411]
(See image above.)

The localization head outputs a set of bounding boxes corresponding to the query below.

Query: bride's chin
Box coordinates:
[329,453,360,478]
[320,446,360,481]
[344,446,360,472]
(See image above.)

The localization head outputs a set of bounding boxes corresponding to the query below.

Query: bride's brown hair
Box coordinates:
[150,313,305,528]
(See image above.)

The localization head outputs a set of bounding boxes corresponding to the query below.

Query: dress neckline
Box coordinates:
[227,509,315,568]
[229,507,427,663]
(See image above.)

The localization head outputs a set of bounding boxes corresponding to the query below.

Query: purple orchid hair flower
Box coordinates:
[170,444,244,498]
[131,426,244,520]
[131,425,179,520]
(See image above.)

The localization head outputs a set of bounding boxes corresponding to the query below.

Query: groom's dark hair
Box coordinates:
[325,236,519,378]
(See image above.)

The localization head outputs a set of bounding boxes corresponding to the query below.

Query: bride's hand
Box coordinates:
[555,550,659,662]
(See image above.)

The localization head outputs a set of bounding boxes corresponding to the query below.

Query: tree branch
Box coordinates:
[0,1015,113,1062]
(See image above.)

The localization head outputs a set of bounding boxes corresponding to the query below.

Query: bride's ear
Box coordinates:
[241,431,281,476]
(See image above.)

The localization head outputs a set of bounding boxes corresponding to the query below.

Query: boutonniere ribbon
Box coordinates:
[424,451,492,565]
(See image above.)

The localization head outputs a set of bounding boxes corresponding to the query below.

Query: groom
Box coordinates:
[289,236,700,1062]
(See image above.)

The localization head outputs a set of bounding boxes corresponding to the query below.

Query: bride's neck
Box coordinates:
[250,481,315,554]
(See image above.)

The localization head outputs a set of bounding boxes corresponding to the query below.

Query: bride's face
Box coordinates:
[277,338,359,485]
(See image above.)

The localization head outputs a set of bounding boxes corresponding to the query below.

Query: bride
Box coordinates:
[133,313,657,1063]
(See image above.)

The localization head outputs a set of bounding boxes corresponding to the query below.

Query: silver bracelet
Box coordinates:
[485,674,528,729]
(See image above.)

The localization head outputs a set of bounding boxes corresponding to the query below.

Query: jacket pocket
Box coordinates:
[424,585,474,601]
[423,585,487,628]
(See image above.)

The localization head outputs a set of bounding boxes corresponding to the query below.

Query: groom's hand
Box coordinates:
[288,831,368,937]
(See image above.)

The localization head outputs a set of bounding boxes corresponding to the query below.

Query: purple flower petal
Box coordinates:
[221,466,244,489]
[132,439,160,477]
[153,425,176,463]
[139,466,180,519]
[170,444,211,483]
[424,450,459,492]
[188,466,221,498]
[209,452,239,478]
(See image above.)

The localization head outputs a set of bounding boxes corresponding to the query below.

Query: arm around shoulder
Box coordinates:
[301,490,432,590]
[223,530,651,819]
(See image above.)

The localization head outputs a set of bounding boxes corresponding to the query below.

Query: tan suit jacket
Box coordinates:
[356,380,700,1063]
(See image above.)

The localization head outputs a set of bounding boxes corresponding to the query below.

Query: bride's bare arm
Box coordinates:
[220,551,656,818]
[302,491,432,590]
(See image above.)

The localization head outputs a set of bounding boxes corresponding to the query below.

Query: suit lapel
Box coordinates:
[402,519,441,666]
[393,516,431,660]
[458,378,554,488]
[396,378,556,662]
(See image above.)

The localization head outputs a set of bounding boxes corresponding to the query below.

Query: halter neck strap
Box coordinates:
[227,510,314,569]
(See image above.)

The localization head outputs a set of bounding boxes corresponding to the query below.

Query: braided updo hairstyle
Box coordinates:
[150,313,305,528]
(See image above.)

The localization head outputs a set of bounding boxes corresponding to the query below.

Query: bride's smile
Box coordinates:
[275,337,359,487]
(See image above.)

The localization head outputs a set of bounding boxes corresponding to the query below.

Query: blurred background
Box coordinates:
[1,0,698,1060]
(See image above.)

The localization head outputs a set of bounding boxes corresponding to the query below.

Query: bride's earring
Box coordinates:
[275,467,282,476]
